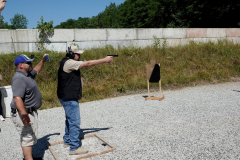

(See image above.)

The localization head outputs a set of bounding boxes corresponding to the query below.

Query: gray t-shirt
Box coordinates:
[10,69,42,109]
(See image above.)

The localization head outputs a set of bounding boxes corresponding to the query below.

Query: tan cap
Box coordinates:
[71,46,84,54]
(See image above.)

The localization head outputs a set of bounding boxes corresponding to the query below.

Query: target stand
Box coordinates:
[48,134,116,160]
[145,60,164,101]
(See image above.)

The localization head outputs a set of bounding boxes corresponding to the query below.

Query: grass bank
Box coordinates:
[0,40,240,109]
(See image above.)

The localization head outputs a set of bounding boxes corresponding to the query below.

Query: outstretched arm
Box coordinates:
[33,54,49,74]
[79,56,113,69]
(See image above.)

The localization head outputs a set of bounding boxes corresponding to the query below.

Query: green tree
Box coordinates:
[100,2,120,28]
[118,0,135,28]
[55,18,80,29]
[55,2,121,29]
[54,0,240,29]
[119,0,178,28]
[118,0,240,28]
[87,16,98,28]
[76,17,91,28]
[118,0,152,28]
[36,16,54,51]
[178,0,240,28]
[10,13,28,29]
[0,15,10,29]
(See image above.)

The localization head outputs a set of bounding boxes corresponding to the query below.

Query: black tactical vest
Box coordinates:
[57,58,82,100]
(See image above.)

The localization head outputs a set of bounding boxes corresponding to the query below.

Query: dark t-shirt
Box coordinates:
[10,69,42,109]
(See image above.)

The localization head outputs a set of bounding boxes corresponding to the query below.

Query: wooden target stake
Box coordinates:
[145,60,164,101]
[48,134,116,160]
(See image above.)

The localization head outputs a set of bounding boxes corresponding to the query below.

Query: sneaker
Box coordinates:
[0,116,5,121]
[63,143,70,148]
[69,147,88,155]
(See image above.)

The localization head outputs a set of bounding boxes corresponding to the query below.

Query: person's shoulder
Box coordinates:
[12,72,25,83]
[66,59,76,62]
[63,59,82,72]
[65,59,80,65]
[12,71,22,79]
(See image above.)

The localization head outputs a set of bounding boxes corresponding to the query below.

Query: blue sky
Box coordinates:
[1,0,126,29]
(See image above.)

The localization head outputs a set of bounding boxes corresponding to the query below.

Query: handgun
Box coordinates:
[107,55,118,57]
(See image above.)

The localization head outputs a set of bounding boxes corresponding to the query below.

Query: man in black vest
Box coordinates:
[57,46,113,155]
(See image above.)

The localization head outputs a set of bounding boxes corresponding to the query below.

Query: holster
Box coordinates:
[26,107,36,114]
[11,107,36,114]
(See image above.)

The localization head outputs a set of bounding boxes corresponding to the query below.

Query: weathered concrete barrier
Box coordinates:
[0,28,240,54]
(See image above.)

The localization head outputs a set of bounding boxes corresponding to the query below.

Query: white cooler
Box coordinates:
[0,85,13,118]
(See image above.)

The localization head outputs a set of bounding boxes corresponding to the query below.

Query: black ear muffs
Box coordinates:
[66,46,75,59]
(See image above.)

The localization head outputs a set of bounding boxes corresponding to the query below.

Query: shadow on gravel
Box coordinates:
[142,95,156,98]
[79,127,111,137]
[32,133,60,159]
[233,90,240,92]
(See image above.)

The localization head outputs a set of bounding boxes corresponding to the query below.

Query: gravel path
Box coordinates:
[1,82,240,160]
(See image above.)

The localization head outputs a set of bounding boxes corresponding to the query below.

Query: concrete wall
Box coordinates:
[0,28,240,54]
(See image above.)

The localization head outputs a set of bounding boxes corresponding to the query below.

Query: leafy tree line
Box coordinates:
[0,13,28,29]
[54,2,121,29]
[1,0,239,29]
[55,0,240,28]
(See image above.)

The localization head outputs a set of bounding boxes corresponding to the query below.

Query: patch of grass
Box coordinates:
[0,39,240,109]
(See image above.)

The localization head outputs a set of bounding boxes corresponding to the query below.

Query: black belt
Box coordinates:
[11,107,36,114]
[26,107,36,113]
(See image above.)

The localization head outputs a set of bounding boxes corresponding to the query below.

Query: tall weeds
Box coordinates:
[0,40,240,109]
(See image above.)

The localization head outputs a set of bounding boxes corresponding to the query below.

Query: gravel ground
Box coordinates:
[1,82,240,160]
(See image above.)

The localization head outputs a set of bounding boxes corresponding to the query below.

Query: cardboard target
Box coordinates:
[149,64,160,83]
[147,60,156,80]
[145,60,164,101]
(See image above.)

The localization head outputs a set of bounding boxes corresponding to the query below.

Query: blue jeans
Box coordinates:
[59,99,81,151]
